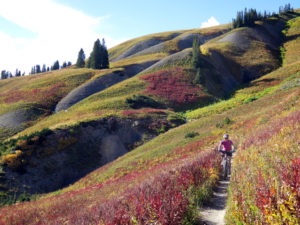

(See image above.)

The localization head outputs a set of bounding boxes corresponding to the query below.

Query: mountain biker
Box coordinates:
[218,134,235,174]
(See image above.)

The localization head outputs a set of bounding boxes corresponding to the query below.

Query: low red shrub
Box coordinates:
[141,68,204,106]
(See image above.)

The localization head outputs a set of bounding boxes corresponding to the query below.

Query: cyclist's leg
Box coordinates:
[228,155,232,174]
[221,154,226,179]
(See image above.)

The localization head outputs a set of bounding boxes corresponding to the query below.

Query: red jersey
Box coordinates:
[220,140,233,151]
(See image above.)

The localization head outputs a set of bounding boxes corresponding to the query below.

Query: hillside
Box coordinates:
[0,9,299,224]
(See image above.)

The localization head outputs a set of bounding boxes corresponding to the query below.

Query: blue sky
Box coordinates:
[0,0,299,74]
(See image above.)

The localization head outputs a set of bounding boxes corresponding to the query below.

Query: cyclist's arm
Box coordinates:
[218,142,223,152]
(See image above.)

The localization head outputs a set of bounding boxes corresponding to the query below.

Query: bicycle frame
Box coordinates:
[221,152,231,179]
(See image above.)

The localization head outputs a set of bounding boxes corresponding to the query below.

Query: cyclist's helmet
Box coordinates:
[223,134,229,139]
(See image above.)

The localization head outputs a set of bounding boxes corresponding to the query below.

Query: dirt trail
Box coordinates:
[198,155,234,225]
[198,179,229,225]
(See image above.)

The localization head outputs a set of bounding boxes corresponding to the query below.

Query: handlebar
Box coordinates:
[218,150,235,154]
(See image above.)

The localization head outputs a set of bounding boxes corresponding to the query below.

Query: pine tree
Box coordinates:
[31,66,35,75]
[101,39,109,69]
[36,65,41,73]
[76,48,86,68]
[87,38,109,69]
[193,68,205,85]
[191,38,201,69]
[89,39,102,69]
[42,64,46,73]
[52,60,60,70]
[62,61,67,68]
[1,70,8,79]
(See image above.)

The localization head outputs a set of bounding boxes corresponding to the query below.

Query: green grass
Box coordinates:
[108,23,231,61]
[110,53,168,68]
[0,12,299,223]
[108,30,182,60]
[0,69,98,115]
[283,16,300,65]
[186,62,300,119]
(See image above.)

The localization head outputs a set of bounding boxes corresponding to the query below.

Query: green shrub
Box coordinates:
[184,132,199,139]
[243,96,258,103]
[216,117,232,128]
[279,46,286,65]
[126,95,163,109]
[167,113,186,125]
[224,117,232,124]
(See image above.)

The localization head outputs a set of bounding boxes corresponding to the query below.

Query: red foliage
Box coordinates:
[242,111,300,150]
[141,68,204,106]
[0,150,220,224]
[1,82,66,108]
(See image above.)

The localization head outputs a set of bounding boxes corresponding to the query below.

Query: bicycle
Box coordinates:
[219,150,233,180]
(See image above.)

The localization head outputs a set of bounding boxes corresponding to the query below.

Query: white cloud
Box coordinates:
[0,0,124,74]
[201,16,220,28]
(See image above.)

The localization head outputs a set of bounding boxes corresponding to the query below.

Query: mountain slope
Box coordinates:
[0,10,299,224]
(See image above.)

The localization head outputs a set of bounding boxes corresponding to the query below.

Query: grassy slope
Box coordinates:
[225,13,300,224]
[0,69,95,116]
[10,19,281,138]
[108,23,231,61]
[0,24,231,140]
[0,13,299,224]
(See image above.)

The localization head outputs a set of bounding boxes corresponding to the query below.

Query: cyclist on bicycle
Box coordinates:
[218,134,235,174]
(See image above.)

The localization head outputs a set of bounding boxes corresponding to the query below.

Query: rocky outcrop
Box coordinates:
[0,107,45,131]
[111,39,164,62]
[140,50,192,74]
[55,60,158,112]
[0,117,180,196]
[111,33,180,62]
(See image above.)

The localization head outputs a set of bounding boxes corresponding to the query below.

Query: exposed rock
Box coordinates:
[55,60,158,112]
[111,39,164,62]
[111,33,180,62]
[140,50,192,74]
[1,117,180,196]
[217,30,251,49]
[0,107,45,130]
[177,32,224,51]
[130,42,167,57]
[217,25,280,50]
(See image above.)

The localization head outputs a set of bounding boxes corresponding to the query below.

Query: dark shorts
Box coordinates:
[223,151,232,157]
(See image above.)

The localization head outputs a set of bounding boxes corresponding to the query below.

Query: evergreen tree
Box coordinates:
[52,60,60,70]
[101,39,109,69]
[87,38,109,69]
[62,61,67,68]
[36,65,41,73]
[193,68,205,85]
[1,70,8,79]
[67,61,72,66]
[42,64,46,72]
[191,37,201,69]
[89,39,102,69]
[47,67,50,71]
[76,48,86,68]
[31,66,35,75]
[15,69,21,77]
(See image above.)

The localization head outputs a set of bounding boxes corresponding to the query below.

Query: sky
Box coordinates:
[0,0,299,74]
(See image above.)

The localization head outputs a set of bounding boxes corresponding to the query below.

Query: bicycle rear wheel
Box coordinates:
[222,158,228,179]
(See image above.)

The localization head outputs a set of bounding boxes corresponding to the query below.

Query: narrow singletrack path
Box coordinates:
[198,154,235,225]
[198,179,229,225]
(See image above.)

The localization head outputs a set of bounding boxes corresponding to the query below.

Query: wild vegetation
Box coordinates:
[232,4,293,28]
[0,8,299,225]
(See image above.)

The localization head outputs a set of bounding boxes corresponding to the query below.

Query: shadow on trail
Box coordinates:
[197,179,229,225]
